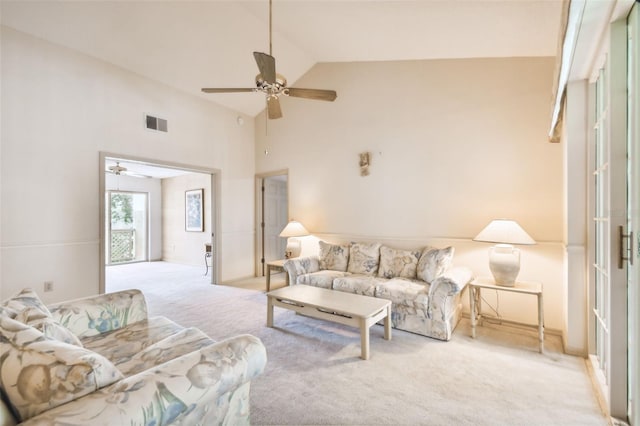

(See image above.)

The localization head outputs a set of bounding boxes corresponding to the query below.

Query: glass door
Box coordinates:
[106,191,149,265]
[592,65,611,393]
[589,18,629,420]
[627,3,639,424]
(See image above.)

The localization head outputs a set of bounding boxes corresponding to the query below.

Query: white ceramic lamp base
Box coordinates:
[488,244,521,287]
[284,238,302,259]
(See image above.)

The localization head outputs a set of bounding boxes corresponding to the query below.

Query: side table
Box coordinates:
[469,277,544,353]
[266,259,289,292]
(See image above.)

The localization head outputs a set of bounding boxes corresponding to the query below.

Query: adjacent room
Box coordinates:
[1,1,638,425]
[102,157,219,291]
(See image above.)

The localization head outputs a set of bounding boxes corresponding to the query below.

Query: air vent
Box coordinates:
[145,114,168,132]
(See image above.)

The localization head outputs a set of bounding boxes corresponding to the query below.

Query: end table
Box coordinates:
[469,277,544,353]
[266,259,289,292]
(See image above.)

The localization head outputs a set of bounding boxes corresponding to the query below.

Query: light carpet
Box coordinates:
[107,261,607,425]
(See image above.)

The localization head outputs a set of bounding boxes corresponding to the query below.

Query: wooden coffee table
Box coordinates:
[266,285,391,360]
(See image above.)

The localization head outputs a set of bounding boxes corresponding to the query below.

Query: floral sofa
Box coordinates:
[284,241,473,341]
[0,288,267,425]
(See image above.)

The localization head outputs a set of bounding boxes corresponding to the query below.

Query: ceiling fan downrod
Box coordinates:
[269,0,273,56]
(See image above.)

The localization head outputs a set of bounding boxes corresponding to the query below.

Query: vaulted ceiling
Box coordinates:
[1,0,564,118]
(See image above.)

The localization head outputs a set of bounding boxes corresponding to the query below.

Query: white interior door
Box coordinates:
[263,176,288,262]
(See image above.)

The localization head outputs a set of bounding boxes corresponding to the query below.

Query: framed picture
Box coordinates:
[185,189,204,232]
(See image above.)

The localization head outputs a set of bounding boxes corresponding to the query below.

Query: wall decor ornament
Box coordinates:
[359,152,371,176]
[185,189,204,232]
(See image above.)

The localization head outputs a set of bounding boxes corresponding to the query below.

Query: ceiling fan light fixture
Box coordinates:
[255,73,287,93]
[108,162,127,175]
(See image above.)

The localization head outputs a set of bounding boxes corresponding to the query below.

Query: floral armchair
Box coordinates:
[0,288,267,425]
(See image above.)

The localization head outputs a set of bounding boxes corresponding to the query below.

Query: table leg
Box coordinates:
[360,318,370,360]
[469,285,477,338]
[266,265,272,292]
[384,305,392,340]
[538,292,544,353]
[267,296,274,327]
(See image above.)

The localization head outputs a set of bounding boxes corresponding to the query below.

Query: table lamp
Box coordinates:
[473,219,536,286]
[279,220,309,258]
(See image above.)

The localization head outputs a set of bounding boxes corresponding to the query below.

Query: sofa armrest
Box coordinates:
[48,289,148,338]
[20,334,267,426]
[283,256,320,285]
[428,266,474,320]
[430,267,474,296]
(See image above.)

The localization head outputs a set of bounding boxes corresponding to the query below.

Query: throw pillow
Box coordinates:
[347,242,382,275]
[16,307,83,347]
[318,241,350,272]
[0,305,19,319]
[0,316,123,422]
[378,246,422,279]
[416,246,455,283]
[2,288,52,319]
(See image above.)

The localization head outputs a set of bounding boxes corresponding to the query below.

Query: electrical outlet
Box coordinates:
[44,281,54,292]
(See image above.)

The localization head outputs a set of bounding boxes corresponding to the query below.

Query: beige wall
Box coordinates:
[257,57,561,240]
[256,57,567,329]
[0,27,255,302]
[161,174,211,266]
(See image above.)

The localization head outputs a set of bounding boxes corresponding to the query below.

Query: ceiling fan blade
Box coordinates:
[285,88,337,102]
[126,172,153,179]
[253,52,276,84]
[267,96,283,119]
[201,88,256,93]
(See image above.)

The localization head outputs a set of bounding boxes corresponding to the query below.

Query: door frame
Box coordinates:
[99,152,221,292]
[254,169,288,276]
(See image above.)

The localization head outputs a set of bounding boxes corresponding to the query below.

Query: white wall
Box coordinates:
[105,173,163,261]
[0,27,255,303]
[161,173,211,266]
[256,57,567,330]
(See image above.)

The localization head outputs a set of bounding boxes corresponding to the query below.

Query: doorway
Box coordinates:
[100,152,221,293]
[255,170,288,276]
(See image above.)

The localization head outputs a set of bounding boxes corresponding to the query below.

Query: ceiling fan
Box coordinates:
[201,0,337,119]
[106,162,151,179]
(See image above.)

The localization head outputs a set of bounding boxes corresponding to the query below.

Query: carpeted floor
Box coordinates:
[107,261,607,425]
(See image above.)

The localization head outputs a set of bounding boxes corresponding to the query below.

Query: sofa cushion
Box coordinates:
[378,246,422,279]
[116,327,214,377]
[332,275,385,297]
[416,246,455,283]
[347,242,381,276]
[318,241,350,272]
[16,307,83,347]
[375,278,430,310]
[297,270,348,289]
[81,316,185,370]
[0,316,123,422]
